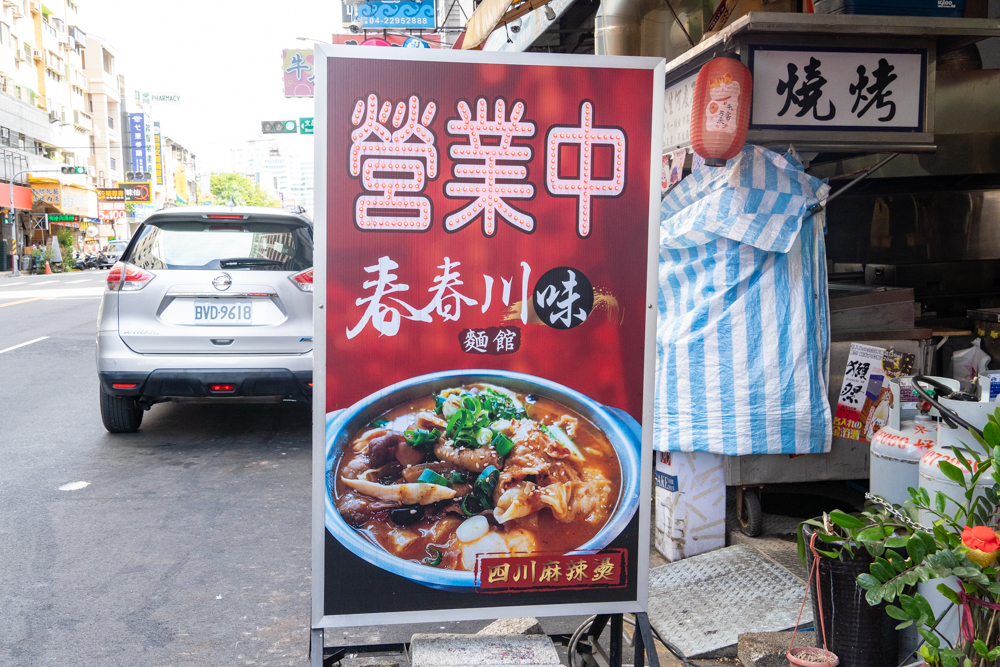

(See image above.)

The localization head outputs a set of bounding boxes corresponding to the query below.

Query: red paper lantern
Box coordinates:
[690,54,753,167]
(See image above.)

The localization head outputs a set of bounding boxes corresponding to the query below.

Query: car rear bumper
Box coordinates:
[99,369,312,398]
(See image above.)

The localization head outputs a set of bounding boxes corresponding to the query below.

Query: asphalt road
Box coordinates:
[0,270,510,666]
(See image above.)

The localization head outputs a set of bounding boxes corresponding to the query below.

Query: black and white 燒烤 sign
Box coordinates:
[749,46,926,132]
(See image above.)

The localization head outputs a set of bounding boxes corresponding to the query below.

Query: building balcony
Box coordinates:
[73,109,92,132]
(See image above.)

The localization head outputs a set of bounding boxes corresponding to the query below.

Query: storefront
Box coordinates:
[29,176,99,251]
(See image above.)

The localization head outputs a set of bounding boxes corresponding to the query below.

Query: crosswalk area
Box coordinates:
[0,271,110,302]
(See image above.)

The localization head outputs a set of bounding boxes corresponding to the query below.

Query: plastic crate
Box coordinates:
[814,0,965,17]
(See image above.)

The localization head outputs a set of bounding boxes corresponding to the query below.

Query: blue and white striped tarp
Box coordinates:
[655,145,832,455]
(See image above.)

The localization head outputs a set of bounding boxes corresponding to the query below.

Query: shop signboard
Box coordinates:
[312,46,663,630]
[97,187,125,202]
[357,0,435,29]
[121,182,152,203]
[283,49,315,98]
[98,200,126,221]
[833,343,916,442]
[128,113,148,174]
[662,71,697,152]
[748,47,926,132]
[154,123,164,185]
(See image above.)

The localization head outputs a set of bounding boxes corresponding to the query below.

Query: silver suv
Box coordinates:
[97,206,313,433]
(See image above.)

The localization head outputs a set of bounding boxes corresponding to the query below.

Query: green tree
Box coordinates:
[209,173,281,208]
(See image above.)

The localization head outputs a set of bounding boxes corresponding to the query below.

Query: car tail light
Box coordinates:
[289,268,313,292]
[209,383,236,392]
[204,214,247,220]
[112,383,137,389]
[107,262,155,291]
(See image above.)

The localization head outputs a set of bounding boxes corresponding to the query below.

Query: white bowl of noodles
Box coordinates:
[324,369,641,591]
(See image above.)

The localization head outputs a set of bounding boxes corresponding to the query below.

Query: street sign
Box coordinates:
[120,182,152,203]
[299,117,314,134]
[262,120,297,134]
[312,45,663,630]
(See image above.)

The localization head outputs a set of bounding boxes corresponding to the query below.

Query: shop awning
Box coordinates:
[0,184,33,210]
[30,176,98,218]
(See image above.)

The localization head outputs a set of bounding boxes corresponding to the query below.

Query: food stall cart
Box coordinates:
[657,12,1000,536]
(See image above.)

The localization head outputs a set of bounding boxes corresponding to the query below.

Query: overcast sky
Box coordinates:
[80,0,340,171]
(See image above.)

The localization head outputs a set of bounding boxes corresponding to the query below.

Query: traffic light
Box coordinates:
[61,166,86,174]
[125,171,152,181]
[262,120,297,134]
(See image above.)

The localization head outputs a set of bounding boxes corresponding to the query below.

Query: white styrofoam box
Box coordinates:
[654,450,726,562]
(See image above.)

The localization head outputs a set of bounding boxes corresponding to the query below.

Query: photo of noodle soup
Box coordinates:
[327,376,634,582]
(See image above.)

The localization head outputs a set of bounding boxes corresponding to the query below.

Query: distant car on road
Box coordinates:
[98,241,129,268]
[96,206,313,433]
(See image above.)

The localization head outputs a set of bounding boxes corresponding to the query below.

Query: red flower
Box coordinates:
[962,526,1000,553]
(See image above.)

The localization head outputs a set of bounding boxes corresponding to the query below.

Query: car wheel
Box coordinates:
[100,387,144,433]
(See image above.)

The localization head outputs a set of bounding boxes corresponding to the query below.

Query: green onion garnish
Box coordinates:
[423,546,443,566]
[491,432,515,456]
[417,469,450,486]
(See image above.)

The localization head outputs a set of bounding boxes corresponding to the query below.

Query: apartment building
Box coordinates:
[245,142,313,217]
[0,0,98,267]
[81,32,123,188]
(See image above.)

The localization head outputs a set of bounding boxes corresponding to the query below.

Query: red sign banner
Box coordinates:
[97,200,126,221]
[314,47,663,629]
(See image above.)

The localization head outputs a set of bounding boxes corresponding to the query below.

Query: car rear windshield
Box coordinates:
[122,219,313,271]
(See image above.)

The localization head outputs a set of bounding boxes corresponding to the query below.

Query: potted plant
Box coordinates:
[797,504,909,667]
[854,410,1000,667]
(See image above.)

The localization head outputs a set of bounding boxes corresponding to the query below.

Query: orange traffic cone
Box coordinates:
[45,261,52,275]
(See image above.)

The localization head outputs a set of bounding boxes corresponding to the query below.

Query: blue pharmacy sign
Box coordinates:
[357,0,435,29]
[128,113,148,174]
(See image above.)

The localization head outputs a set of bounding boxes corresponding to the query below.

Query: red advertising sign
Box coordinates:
[97,200,126,221]
[313,46,663,629]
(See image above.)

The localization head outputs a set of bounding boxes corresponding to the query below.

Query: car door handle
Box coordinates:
[211,339,234,346]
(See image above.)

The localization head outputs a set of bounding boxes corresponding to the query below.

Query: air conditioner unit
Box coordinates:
[32,49,42,61]
[48,110,58,122]
[2,0,16,8]
[29,0,40,13]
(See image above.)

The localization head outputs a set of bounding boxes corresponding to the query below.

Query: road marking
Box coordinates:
[0,282,27,287]
[0,297,48,308]
[30,280,57,286]
[0,335,50,355]
[59,481,90,491]
[65,279,89,284]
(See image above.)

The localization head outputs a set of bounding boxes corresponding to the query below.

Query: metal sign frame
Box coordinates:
[311,43,663,641]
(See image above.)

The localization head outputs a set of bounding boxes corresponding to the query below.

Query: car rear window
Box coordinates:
[122,219,313,271]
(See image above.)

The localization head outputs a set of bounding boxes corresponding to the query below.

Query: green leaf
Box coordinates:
[816,548,840,559]
[935,491,947,514]
[866,587,884,606]
[859,525,888,541]
[864,540,883,558]
[899,594,921,619]
[895,620,913,630]
[937,460,967,488]
[943,653,958,667]
[829,511,866,530]
[985,420,1000,447]
[973,640,989,659]
[857,573,880,590]
[885,536,909,548]
[916,530,938,555]
[902,570,919,586]
[885,604,909,621]
[871,559,895,582]
[937,583,962,605]
[914,592,935,621]
[987,647,1000,661]
[906,536,927,564]
[817,532,847,543]
[919,627,941,649]
[885,549,907,573]
[952,446,974,473]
